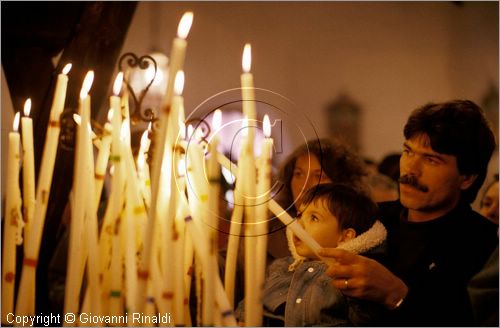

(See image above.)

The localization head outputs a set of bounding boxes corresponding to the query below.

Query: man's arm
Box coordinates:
[318,248,408,310]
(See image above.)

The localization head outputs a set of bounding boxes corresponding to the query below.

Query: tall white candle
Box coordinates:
[21,99,35,254]
[2,113,23,324]
[241,43,257,149]
[254,115,273,323]
[142,12,193,313]
[64,71,94,325]
[15,64,71,317]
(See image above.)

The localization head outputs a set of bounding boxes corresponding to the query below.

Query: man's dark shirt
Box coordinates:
[378,200,498,326]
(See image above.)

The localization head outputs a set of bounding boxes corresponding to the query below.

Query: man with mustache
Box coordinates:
[319,100,498,326]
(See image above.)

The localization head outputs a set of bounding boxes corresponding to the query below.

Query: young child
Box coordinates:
[236,183,388,326]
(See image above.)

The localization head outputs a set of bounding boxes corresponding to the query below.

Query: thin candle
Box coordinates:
[21,99,35,255]
[2,113,23,324]
[15,63,71,317]
[141,13,193,313]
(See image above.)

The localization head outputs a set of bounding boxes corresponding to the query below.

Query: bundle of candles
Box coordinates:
[2,11,324,327]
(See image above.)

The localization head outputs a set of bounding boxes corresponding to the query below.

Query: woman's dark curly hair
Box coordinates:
[276,138,367,217]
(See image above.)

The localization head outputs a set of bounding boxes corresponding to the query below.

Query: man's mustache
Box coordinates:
[399,175,429,192]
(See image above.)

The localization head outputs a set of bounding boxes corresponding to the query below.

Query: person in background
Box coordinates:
[365,172,399,202]
[377,152,401,184]
[319,100,498,326]
[479,173,499,225]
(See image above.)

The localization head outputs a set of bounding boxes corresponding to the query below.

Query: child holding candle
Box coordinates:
[235,183,388,326]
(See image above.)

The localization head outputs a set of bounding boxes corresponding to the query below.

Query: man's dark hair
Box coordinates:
[403,100,496,203]
[277,138,367,216]
[299,183,377,235]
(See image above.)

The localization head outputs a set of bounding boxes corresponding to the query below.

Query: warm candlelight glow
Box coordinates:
[120,119,130,141]
[195,127,204,142]
[174,70,185,96]
[13,112,20,132]
[187,124,194,140]
[180,121,186,140]
[147,122,152,131]
[140,130,149,151]
[113,72,124,96]
[80,71,94,99]
[242,43,252,73]
[73,114,81,126]
[263,115,271,138]
[212,109,222,131]
[221,167,236,184]
[73,114,97,138]
[137,152,145,171]
[177,12,194,39]
[177,158,187,177]
[62,63,72,75]
[23,98,32,117]
[241,117,248,137]
[107,108,114,122]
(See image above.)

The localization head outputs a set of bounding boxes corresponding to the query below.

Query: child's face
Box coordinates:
[294,199,346,259]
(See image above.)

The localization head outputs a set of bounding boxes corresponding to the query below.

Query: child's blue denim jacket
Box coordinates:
[236,220,387,326]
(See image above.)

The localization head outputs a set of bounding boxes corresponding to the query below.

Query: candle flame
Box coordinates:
[177,158,187,177]
[107,108,113,122]
[241,117,248,137]
[174,70,185,96]
[148,122,152,131]
[221,166,236,184]
[187,124,194,140]
[212,109,222,131]
[23,98,32,117]
[242,43,252,73]
[137,152,145,171]
[113,72,124,96]
[180,120,186,140]
[80,70,94,99]
[62,63,72,75]
[177,12,194,39]
[140,130,149,151]
[13,112,20,132]
[110,165,115,176]
[195,127,204,142]
[263,114,271,138]
[73,114,82,126]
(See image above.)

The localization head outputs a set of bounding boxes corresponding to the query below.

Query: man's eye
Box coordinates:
[310,214,319,222]
[293,171,302,178]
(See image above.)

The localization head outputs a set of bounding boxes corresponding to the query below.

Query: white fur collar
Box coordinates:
[286,220,387,271]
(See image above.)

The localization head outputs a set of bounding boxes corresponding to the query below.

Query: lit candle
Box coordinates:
[64,70,94,325]
[137,125,152,208]
[72,113,100,148]
[241,43,257,149]
[217,153,323,255]
[20,99,35,254]
[2,113,23,324]
[142,12,193,313]
[15,64,71,317]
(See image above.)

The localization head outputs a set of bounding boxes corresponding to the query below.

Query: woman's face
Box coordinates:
[479,181,499,225]
[291,154,332,205]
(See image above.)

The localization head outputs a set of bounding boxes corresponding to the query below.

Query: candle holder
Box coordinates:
[118,52,159,126]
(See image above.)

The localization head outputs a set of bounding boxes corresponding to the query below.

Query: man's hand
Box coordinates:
[318,248,408,309]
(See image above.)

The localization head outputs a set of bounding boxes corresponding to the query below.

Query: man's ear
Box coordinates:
[460,174,478,191]
[341,228,357,242]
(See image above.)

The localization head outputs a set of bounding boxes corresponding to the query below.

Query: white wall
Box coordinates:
[121,1,498,162]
